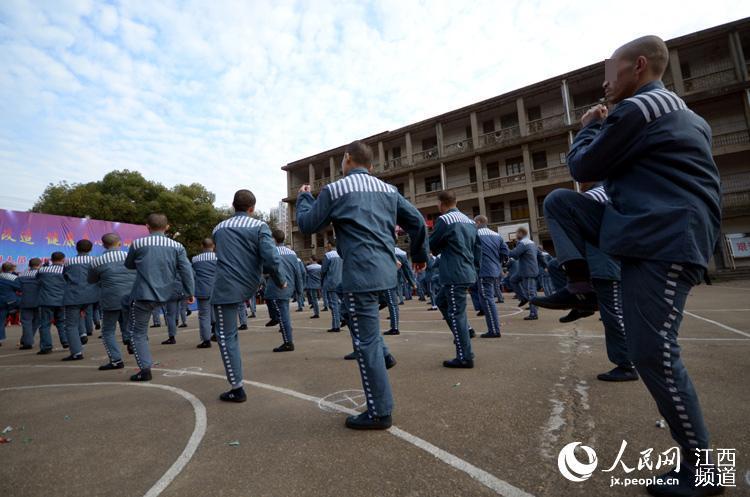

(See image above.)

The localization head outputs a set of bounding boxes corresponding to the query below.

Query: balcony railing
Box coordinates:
[313,177,331,191]
[443,138,473,157]
[487,218,530,233]
[526,113,567,135]
[713,129,750,149]
[451,183,479,196]
[572,104,600,123]
[683,66,736,93]
[479,126,520,148]
[531,165,571,182]
[384,157,404,170]
[483,173,526,191]
[721,171,750,217]
[412,147,439,164]
[415,190,441,203]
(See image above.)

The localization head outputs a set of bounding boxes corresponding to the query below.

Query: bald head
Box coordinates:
[614,35,669,77]
[102,233,121,249]
[474,215,488,227]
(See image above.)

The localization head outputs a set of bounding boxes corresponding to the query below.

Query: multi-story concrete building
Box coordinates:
[283,18,750,271]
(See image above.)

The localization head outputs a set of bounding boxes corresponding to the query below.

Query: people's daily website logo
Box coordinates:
[557,442,598,482]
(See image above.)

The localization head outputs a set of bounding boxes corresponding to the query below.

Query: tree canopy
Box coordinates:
[31,170,275,255]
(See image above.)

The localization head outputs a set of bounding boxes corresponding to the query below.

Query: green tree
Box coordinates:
[31,170,273,255]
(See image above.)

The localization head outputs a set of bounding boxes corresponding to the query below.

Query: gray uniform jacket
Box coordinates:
[88,249,136,311]
[429,208,481,285]
[63,254,100,306]
[124,233,195,303]
[264,246,304,300]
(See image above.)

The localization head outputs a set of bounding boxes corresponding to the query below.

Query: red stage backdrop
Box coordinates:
[0,209,148,269]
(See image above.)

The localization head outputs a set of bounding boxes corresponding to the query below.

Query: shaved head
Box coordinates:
[614,35,669,77]
[102,233,121,249]
[474,215,488,226]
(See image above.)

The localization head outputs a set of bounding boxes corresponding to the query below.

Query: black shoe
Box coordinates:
[19,344,32,350]
[383,329,400,336]
[80,335,88,344]
[295,308,304,312]
[249,313,256,318]
[345,411,392,430]
[327,328,341,333]
[523,315,538,321]
[126,342,134,355]
[186,310,192,316]
[62,343,70,349]
[99,361,124,371]
[95,323,101,330]
[443,358,474,369]
[265,319,279,327]
[62,354,83,361]
[197,340,212,349]
[322,307,329,312]
[310,315,319,319]
[384,354,397,370]
[97,335,102,339]
[378,303,387,310]
[480,332,501,338]
[86,331,93,336]
[130,369,152,382]
[340,320,347,328]
[37,348,53,355]
[646,468,725,497]
[211,334,217,342]
[532,288,598,312]
[517,298,529,307]
[219,387,247,403]
[178,324,188,328]
[476,310,485,316]
[468,328,476,338]
[273,343,295,352]
[559,309,596,323]
[150,324,161,328]
[161,337,176,345]
[238,324,248,330]
[344,351,357,360]
[428,307,438,311]
[597,366,639,382]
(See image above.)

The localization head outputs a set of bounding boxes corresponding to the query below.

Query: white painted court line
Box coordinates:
[0,364,535,497]
[684,311,750,338]
[0,381,207,497]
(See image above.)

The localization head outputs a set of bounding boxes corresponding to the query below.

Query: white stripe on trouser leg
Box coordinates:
[273,301,289,344]
[348,293,376,417]
[130,302,143,368]
[448,285,464,360]
[216,306,236,387]
[388,289,398,330]
[480,281,496,334]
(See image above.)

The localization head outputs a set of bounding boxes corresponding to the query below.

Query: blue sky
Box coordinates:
[1,0,748,213]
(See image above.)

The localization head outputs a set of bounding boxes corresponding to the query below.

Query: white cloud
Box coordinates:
[1,0,748,213]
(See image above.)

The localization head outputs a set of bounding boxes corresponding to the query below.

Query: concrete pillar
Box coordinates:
[474,156,484,192]
[668,49,685,94]
[440,163,447,190]
[308,163,315,185]
[522,145,539,239]
[504,201,512,223]
[470,111,480,149]
[329,157,336,180]
[516,97,528,137]
[436,122,444,157]
[405,132,413,165]
[561,79,573,125]
[378,141,386,168]
[408,172,416,201]
[287,170,292,197]
[729,31,749,82]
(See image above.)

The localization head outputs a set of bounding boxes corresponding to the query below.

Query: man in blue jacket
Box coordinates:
[88,233,136,369]
[212,190,285,402]
[429,190,481,368]
[297,140,427,430]
[192,238,217,348]
[18,258,42,350]
[265,230,304,352]
[474,216,509,338]
[294,256,307,312]
[508,227,539,320]
[0,262,21,346]
[305,257,322,318]
[37,252,67,352]
[125,214,195,382]
[535,36,722,497]
[62,239,100,360]
[321,240,343,333]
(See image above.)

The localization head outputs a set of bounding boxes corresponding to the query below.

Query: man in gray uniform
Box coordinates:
[88,233,136,370]
[125,214,195,381]
[294,256,307,312]
[163,275,186,345]
[509,227,540,320]
[321,240,343,333]
[265,230,304,352]
[37,252,67,352]
[211,190,284,402]
[429,190,481,368]
[474,216,509,338]
[0,262,20,347]
[192,238,217,348]
[62,240,99,361]
[18,258,42,350]
[297,140,427,430]
[305,257,322,318]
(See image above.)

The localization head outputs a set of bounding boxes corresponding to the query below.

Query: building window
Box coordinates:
[505,156,524,176]
[500,112,518,128]
[536,195,547,215]
[422,136,437,150]
[465,126,472,140]
[486,161,500,179]
[425,175,442,192]
[532,151,547,170]
[489,202,504,223]
[392,146,401,159]
[482,119,495,134]
[469,167,477,184]
[510,199,529,220]
[527,105,541,121]
[680,61,691,79]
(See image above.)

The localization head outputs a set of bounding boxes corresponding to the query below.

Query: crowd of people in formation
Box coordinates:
[0,34,724,497]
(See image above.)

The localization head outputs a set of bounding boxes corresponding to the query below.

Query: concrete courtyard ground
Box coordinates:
[0,281,748,497]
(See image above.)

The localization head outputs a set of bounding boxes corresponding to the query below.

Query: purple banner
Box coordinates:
[0,209,148,269]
